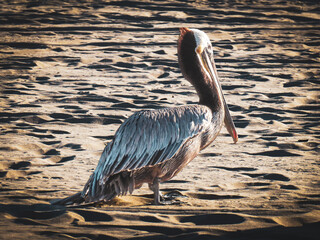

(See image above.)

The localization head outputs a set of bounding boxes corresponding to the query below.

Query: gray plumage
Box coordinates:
[82,104,223,203]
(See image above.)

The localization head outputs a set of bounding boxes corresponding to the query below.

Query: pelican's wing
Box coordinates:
[84,105,213,198]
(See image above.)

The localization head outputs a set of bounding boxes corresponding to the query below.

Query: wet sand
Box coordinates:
[0,0,319,239]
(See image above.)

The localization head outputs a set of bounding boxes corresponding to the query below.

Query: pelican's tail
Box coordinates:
[83,171,135,203]
[52,171,135,206]
[51,192,84,206]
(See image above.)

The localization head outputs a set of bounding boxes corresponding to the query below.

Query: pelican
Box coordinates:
[53,28,238,205]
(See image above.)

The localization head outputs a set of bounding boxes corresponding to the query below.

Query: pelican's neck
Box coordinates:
[197,80,223,113]
[178,30,224,113]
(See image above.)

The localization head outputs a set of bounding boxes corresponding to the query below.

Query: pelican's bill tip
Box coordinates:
[233,129,238,144]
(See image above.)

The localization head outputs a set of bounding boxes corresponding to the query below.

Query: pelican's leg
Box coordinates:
[149,177,161,205]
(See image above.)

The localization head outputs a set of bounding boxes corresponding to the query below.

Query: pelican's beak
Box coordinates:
[223,95,238,143]
[195,45,238,143]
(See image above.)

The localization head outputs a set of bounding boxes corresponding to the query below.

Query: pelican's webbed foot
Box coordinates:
[161,190,187,205]
[163,190,185,199]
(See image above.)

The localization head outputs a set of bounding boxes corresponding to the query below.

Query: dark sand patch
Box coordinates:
[0,0,319,239]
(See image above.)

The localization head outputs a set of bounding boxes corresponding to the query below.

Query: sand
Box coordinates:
[0,0,319,239]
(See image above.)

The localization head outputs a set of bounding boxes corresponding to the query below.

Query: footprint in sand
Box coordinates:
[179,213,245,225]
[189,193,244,200]
[243,173,290,182]
[0,160,39,179]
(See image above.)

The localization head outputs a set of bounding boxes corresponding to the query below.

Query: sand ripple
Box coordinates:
[0,0,319,239]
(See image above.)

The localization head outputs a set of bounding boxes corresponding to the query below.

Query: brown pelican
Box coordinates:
[53,27,238,206]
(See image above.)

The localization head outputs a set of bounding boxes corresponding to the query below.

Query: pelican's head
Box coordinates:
[178,27,238,143]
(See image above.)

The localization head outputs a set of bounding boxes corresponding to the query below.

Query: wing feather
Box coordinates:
[87,105,213,197]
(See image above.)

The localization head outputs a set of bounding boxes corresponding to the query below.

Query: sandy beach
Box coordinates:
[0,0,319,239]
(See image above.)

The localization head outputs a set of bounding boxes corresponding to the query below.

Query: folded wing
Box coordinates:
[83,105,213,200]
